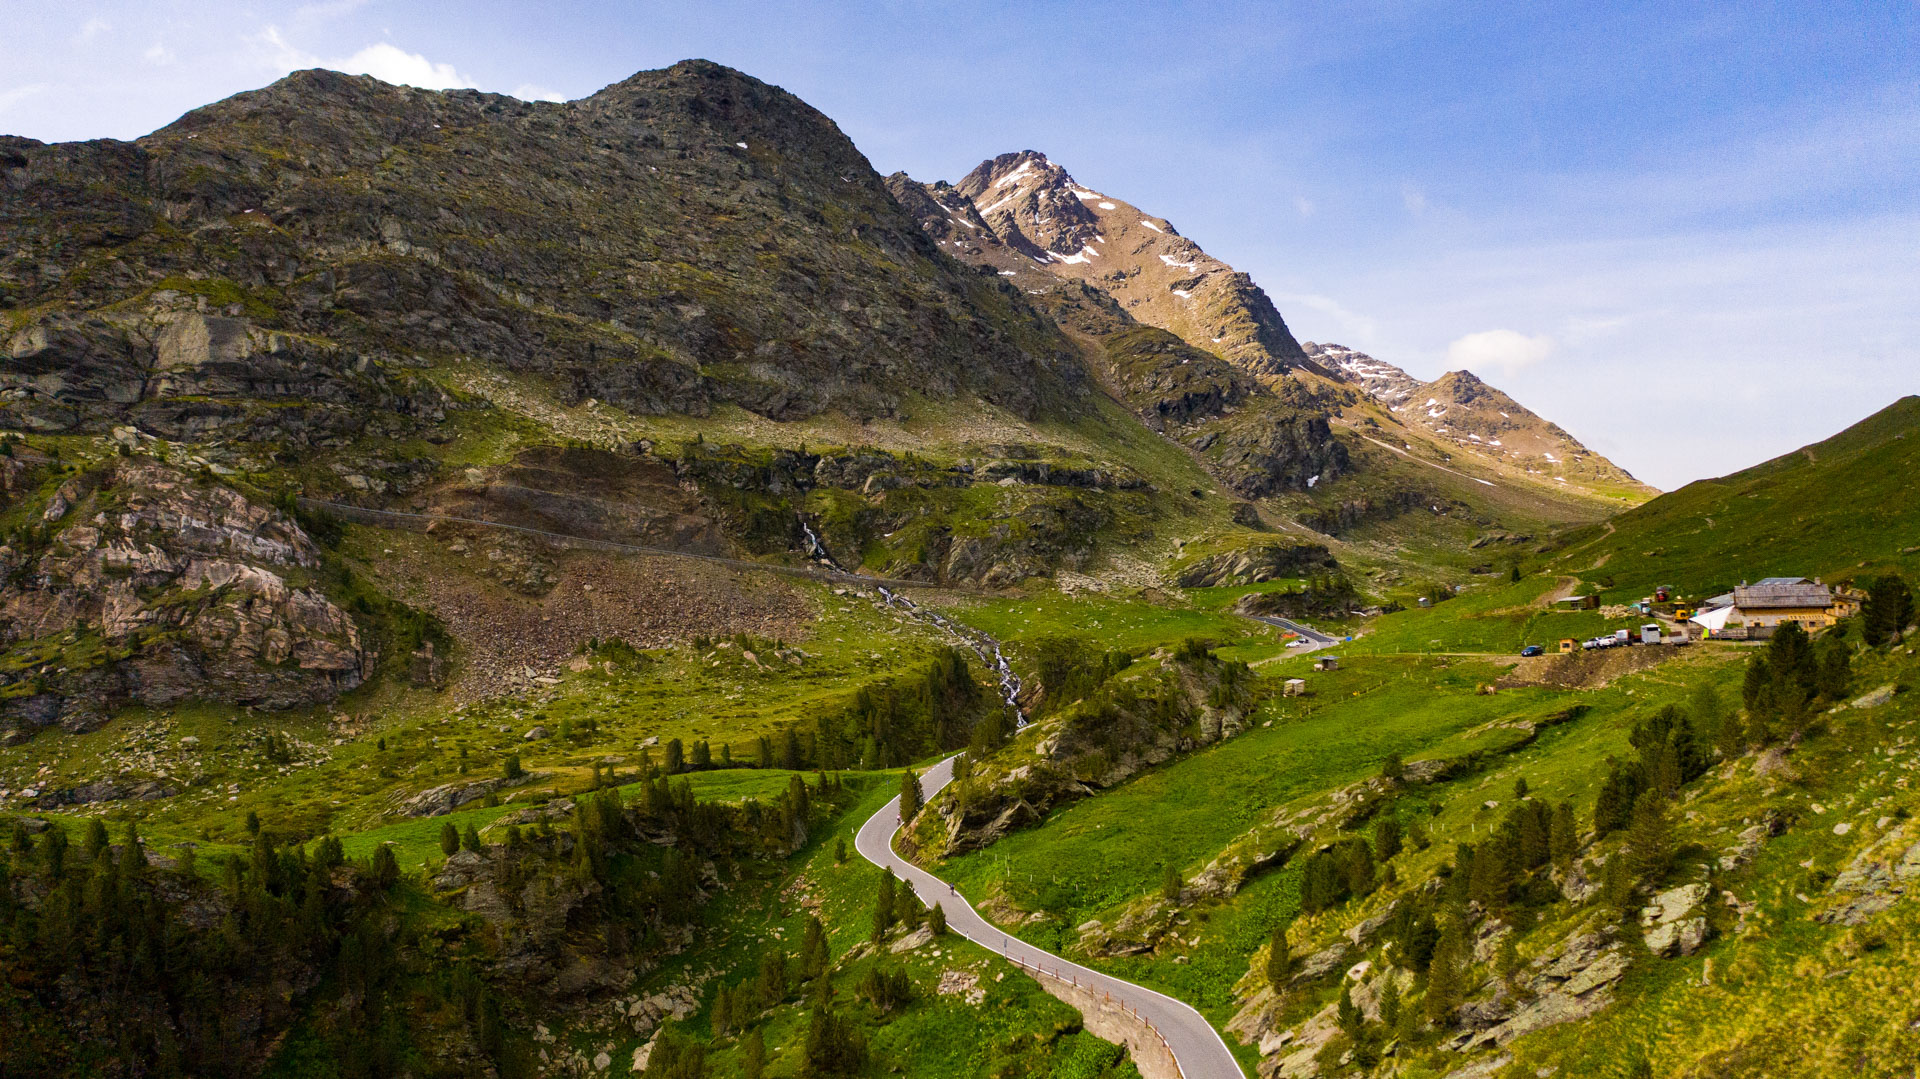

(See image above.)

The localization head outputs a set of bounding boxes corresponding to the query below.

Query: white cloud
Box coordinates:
[1444,329,1554,375]
[1293,195,1315,217]
[1401,182,1428,216]
[294,0,370,22]
[332,42,476,89]
[143,42,176,66]
[1274,292,1377,342]
[0,83,50,117]
[512,83,568,103]
[75,17,110,43]
[253,29,475,90]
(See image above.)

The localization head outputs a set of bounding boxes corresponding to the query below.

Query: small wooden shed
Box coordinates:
[1283,678,1307,697]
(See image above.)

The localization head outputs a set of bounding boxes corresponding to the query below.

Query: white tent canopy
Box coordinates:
[1690,606,1735,633]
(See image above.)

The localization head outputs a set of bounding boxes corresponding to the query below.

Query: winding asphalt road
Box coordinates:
[1242,614,1338,650]
[855,756,1246,1079]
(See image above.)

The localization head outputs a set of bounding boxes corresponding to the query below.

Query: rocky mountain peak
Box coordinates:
[896,152,1318,380]
[1304,342,1649,490]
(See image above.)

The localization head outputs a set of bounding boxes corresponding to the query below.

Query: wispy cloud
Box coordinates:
[512,83,568,103]
[1443,329,1553,375]
[74,17,110,43]
[254,28,476,90]
[1273,292,1377,342]
[333,42,476,89]
[143,42,176,65]
[1400,182,1427,216]
[1292,195,1315,218]
[0,83,50,117]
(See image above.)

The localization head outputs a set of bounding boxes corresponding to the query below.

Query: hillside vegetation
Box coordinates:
[1552,396,1920,602]
[1,56,1914,1079]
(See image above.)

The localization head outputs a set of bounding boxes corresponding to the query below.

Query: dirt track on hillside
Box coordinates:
[1496,644,1680,689]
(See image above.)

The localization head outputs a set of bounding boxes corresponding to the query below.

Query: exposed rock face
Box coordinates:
[1468,932,1627,1048]
[1175,543,1337,588]
[938,648,1256,857]
[0,460,369,737]
[1817,834,1920,926]
[398,771,542,818]
[895,151,1319,380]
[1304,342,1649,492]
[1638,882,1710,957]
[1,311,454,445]
[1,62,1084,431]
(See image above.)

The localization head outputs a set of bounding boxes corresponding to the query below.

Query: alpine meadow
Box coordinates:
[2,19,1918,1079]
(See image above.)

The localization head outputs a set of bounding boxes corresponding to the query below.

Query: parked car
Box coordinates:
[1520,644,1544,657]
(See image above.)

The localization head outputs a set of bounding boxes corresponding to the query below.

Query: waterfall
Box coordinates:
[800,513,1026,725]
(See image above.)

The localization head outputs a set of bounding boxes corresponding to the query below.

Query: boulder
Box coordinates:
[398,772,540,817]
[432,850,489,891]
[1851,684,1896,710]
[1639,883,1710,957]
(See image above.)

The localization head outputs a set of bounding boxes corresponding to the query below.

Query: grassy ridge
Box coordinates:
[1552,395,1920,601]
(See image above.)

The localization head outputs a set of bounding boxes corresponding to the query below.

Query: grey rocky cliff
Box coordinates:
[0,458,371,739]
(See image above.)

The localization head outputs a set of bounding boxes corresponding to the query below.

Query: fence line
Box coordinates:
[1007,954,1186,1079]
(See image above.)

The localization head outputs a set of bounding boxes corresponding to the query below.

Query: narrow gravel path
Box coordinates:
[854,756,1246,1079]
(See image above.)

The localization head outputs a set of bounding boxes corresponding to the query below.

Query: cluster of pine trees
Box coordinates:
[640,648,990,778]
[1740,621,1852,741]
[1862,573,1914,647]
[700,910,880,1079]
[0,763,856,1078]
[0,817,429,1078]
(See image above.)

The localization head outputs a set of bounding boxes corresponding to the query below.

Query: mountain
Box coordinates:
[889,151,1325,380]
[1552,394,1920,600]
[1305,341,1651,493]
[890,154,1652,553]
[0,62,1085,431]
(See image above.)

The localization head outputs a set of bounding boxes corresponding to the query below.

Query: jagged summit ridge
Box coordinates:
[1304,341,1648,489]
[2,61,1088,427]
[894,151,1321,379]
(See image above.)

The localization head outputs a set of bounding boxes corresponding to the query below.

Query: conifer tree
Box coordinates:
[665,738,685,775]
[743,1030,766,1079]
[930,902,948,937]
[1266,923,1291,989]
[898,768,923,823]
[1549,801,1578,867]
[83,817,109,861]
[1373,816,1403,861]
[800,915,830,977]
[1424,918,1466,1026]
[1626,791,1674,885]
[1817,638,1852,702]
[834,836,847,863]
[1379,975,1402,1032]
[872,868,897,941]
[1864,573,1914,646]
[1337,983,1362,1039]
[1716,708,1747,758]
[439,822,459,856]
[370,844,400,891]
[462,824,483,853]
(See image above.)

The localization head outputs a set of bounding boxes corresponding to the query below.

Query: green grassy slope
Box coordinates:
[1552,395,1920,601]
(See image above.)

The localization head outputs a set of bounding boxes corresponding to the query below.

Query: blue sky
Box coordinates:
[5,2,1917,489]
